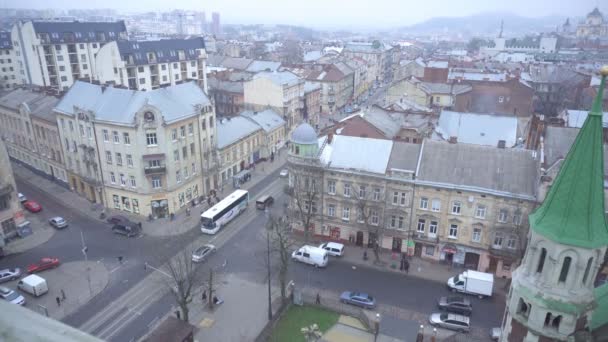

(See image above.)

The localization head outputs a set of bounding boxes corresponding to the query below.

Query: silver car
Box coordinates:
[49,216,68,229]
[429,313,470,333]
[0,286,25,305]
[192,244,216,263]
[0,268,21,283]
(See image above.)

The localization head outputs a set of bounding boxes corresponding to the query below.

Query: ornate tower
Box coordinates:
[501,67,608,341]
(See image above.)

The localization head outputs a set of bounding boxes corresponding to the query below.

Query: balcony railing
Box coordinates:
[144,166,167,175]
[412,232,439,244]
[489,246,521,260]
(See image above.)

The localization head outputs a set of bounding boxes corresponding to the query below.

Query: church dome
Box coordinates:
[291,123,318,145]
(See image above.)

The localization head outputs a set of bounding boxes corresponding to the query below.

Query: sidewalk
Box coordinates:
[4,213,55,255]
[11,148,288,238]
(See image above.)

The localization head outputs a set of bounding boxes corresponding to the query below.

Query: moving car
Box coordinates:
[17,274,48,297]
[291,245,328,268]
[279,169,289,178]
[340,291,376,309]
[106,215,130,225]
[255,195,274,210]
[23,200,42,213]
[447,270,494,298]
[0,268,21,283]
[112,223,141,237]
[429,313,470,333]
[437,296,473,315]
[0,286,25,305]
[49,217,68,229]
[319,242,345,257]
[27,257,60,274]
[18,193,27,203]
[490,327,502,341]
[191,244,216,263]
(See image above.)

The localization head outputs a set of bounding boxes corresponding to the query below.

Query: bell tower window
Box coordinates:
[582,257,593,285]
[558,257,572,283]
[536,248,547,274]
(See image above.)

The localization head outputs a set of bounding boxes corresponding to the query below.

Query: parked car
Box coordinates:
[0,286,25,305]
[291,245,328,268]
[279,169,289,178]
[0,268,21,283]
[106,215,130,225]
[490,327,502,341]
[27,257,60,274]
[319,242,345,257]
[18,193,27,203]
[49,217,68,229]
[437,296,473,315]
[191,244,216,263]
[23,200,42,213]
[429,313,470,333]
[340,291,376,309]
[112,224,140,237]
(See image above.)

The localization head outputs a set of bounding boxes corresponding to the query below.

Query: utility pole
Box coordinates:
[265,209,272,321]
[80,229,92,297]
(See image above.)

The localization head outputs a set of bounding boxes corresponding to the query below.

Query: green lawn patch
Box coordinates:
[269,305,339,342]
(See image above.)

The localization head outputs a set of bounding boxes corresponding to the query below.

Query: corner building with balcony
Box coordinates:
[55,81,217,218]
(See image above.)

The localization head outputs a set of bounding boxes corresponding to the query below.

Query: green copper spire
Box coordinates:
[529,66,608,248]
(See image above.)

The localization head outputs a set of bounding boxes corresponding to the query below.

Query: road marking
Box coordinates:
[78,180,285,339]
[147,316,160,329]
[109,266,121,273]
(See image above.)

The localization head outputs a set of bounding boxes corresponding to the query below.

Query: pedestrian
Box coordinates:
[61,289,66,301]
[404,260,410,274]
[118,256,123,264]
[202,290,207,303]
[176,310,181,320]
[56,296,61,307]
[315,293,321,305]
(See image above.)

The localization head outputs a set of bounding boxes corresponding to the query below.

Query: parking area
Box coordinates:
[1,261,109,319]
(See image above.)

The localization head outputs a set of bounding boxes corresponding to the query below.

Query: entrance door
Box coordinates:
[445,253,454,264]
[355,231,364,246]
[89,185,96,203]
[488,257,498,273]
[414,243,423,257]
[368,232,377,248]
[392,238,402,252]
[464,252,481,270]
[240,160,245,171]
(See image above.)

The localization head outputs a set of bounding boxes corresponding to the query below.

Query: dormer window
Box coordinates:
[144,112,155,122]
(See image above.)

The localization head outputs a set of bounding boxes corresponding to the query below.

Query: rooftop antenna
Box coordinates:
[498,20,504,38]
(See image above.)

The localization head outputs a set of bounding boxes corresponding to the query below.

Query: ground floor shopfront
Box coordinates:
[104,179,202,218]
[68,173,102,204]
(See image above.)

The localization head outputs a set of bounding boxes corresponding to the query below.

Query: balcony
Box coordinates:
[412,233,439,244]
[489,246,521,261]
[144,166,167,175]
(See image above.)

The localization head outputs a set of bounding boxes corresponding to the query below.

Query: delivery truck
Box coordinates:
[17,274,48,297]
[447,270,494,298]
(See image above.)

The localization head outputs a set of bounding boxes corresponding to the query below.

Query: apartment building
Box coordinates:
[0,138,25,253]
[342,42,397,83]
[0,32,20,90]
[241,109,287,157]
[306,62,354,113]
[55,81,217,218]
[9,20,128,90]
[303,82,321,128]
[0,89,67,185]
[243,71,304,131]
[287,123,539,278]
[94,38,208,92]
[216,116,263,184]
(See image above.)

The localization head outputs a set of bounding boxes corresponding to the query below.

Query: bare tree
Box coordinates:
[354,188,384,264]
[163,249,201,322]
[266,212,296,304]
[285,173,320,243]
[533,70,588,117]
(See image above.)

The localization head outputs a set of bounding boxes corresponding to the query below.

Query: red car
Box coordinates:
[23,200,42,213]
[27,257,60,273]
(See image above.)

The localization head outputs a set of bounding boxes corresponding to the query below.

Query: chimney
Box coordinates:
[448,136,457,144]
[327,132,334,144]
[497,140,506,148]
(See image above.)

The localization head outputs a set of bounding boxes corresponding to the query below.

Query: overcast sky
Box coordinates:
[2,0,605,28]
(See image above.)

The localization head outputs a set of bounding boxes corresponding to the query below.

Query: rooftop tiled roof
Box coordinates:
[117,38,205,66]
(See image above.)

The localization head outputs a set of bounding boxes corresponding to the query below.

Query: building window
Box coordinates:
[180,126,186,138]
[190,143,195,155]
[513,212,522,225]
[583,258,594,285]
[328,204,335,217]
[342,207,350,221]
[115,153,122,166]
[79,124,85,137]
[431,199,440,212]
[417,219,425,233]
[498,96,504,103]
[398,216,404,229]
[451,201,461,215]
[420,197,428,209]
[449,224,458,238]
[429,221,438,235]
[472,228,481,242]
[343,183,351,197]
[172,129,177,141]
[201,118,206,130]
[174,150,179,161]
[507,236,517,249]
[373,188,381,201]
[105,151,112,164]
[123,132,130,145]
[537,248,547,274]
[182,146,187,159]
[152,176,161,189]
[120,173,126,186]
[126,154,133,167]
[176,170,182,183]
[102,129,109,142]
[146,132,157,146]
[371,210,379,225]
[113,195,120,209]
[188,123,193,135]
[559,257,572,283]
[184,166,189,179]
[393,192,399,205]
[475,205,486,219]
[400,192,407,206]
[493,233,503,248]
[110,172,116,183]
[359,186,366,199]
[498,209,508,223]
[425,246,435,256]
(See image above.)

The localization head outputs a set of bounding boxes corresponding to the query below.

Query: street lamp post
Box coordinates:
[80,229,92,297]
[265,209,272,321]
[374,313,381,342]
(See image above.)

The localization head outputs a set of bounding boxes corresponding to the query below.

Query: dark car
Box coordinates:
[27,257,60,273]
[112,224,141,237]
[107,215,130,225]
[339,291,376,309]
[437,296,473,315]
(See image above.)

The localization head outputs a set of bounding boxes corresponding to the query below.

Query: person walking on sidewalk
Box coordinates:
[56,296,61,307]
[315,293,321,305]
[202,290,207,303]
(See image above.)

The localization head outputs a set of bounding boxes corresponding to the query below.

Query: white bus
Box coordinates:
[201,190,249,234]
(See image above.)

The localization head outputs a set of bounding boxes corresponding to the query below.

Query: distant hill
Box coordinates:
[402,12,573,36]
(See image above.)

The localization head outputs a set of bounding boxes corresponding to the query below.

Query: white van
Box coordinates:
[17,274,48,297]
[292,246,328,268]
[319,242,345,257]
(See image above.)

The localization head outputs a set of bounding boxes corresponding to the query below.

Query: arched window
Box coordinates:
[536,248,547,274]
[552,315,562,330]
[516,298,530,319]
[544,312,552,327]
[295,146,300,155]
[559,256,572,283]
[583,258,594,285]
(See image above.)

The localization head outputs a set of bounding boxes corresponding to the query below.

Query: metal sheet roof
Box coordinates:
[245,60,281,73]
[32,20,127,44]
[319,135,393,174]
[117,38,205,66]
[216,116,262,149]
[564,109,608,128]
[253,71,301,87]
[240,109,285,133]
[55,81,210,125]
[0,88,59,123]
[435,111,518,147]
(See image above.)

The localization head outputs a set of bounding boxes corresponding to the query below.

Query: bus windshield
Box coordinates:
[201,217,215,228]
